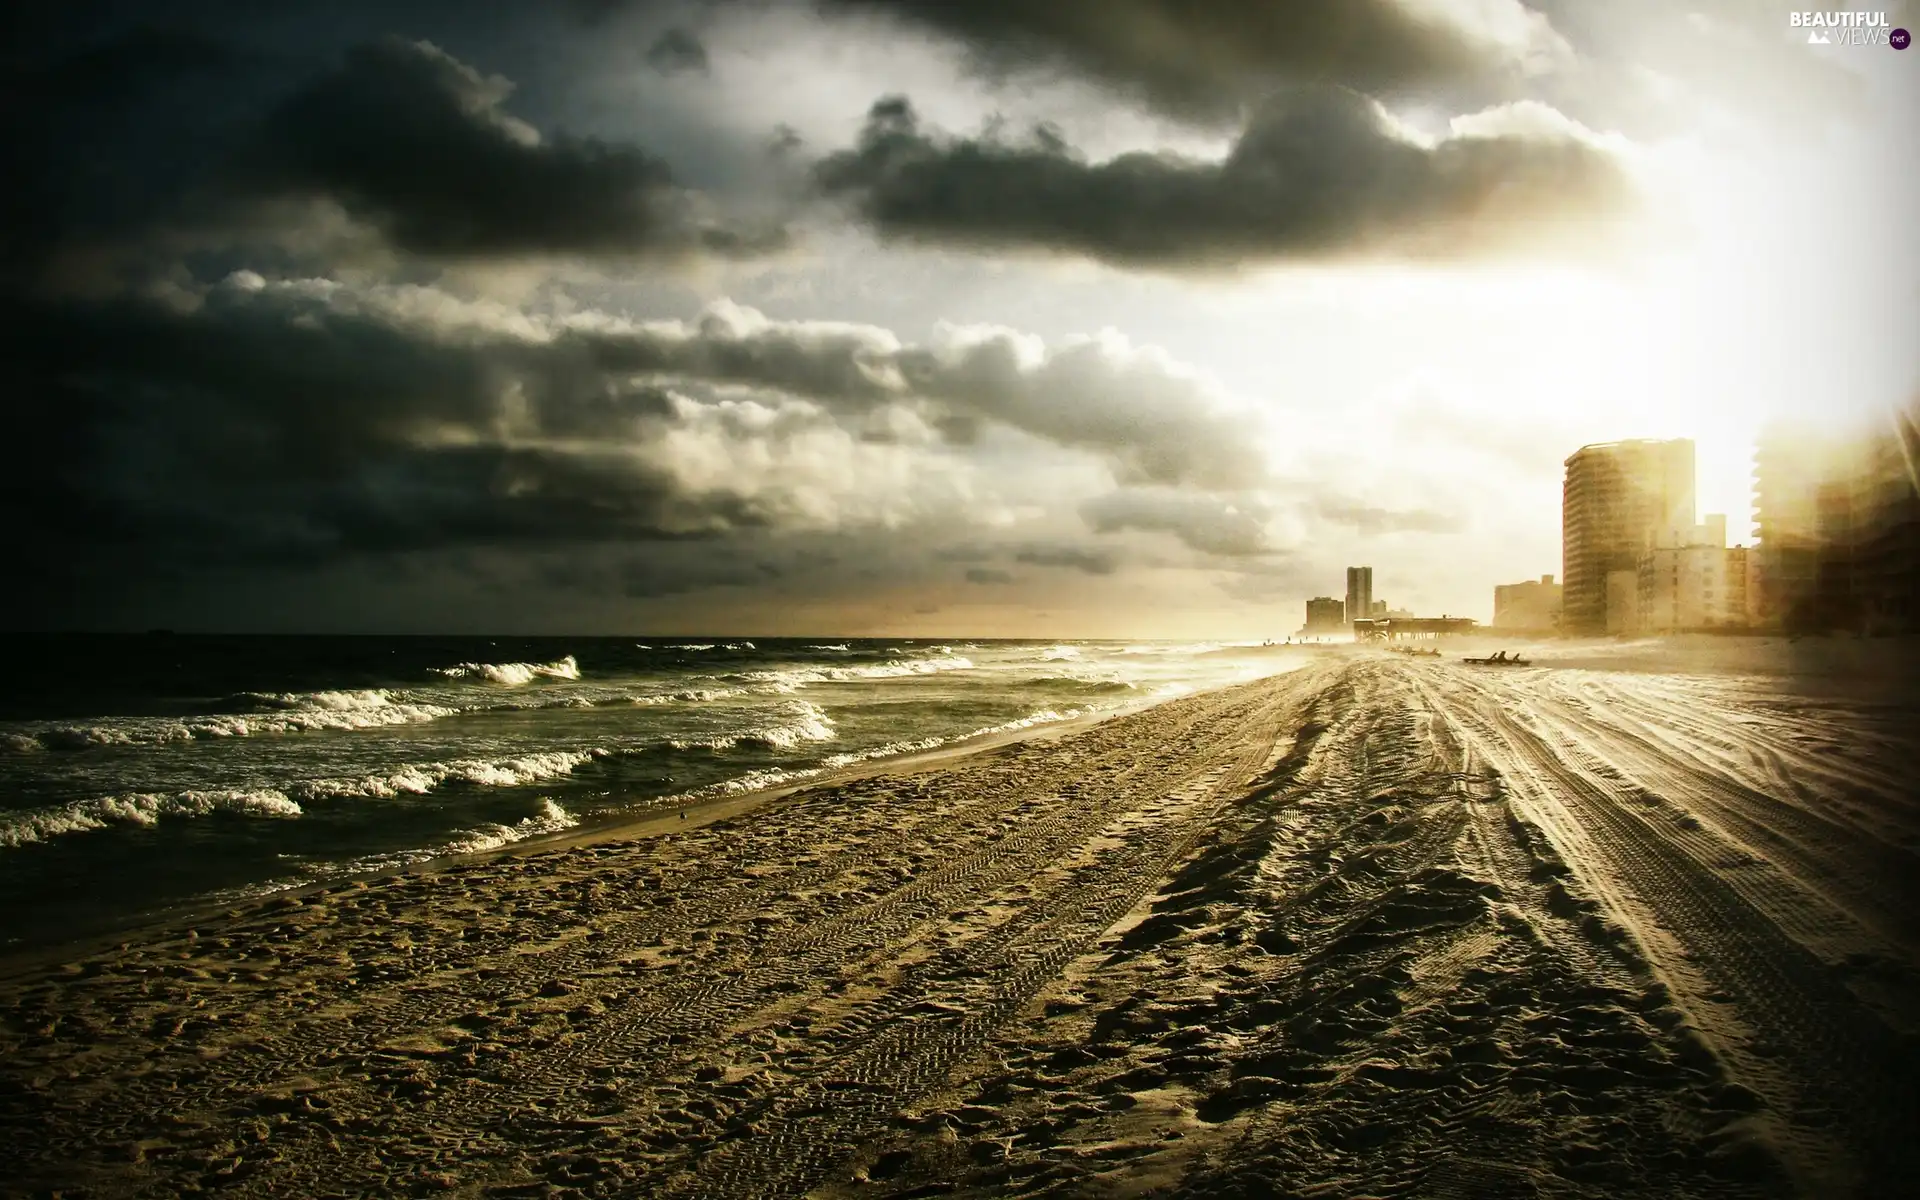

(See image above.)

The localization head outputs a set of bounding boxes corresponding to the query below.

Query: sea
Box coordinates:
[0,634,1309,953]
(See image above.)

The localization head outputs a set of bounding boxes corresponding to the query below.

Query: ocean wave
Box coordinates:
[808,643,852,652]
[296,797,582,879]
[666,643,717,651]
[820,736,946,768]
[731,656,975,689]
[632,686,752,705]
[1033,674,1138,693]
[285,749,603,801]
[815,705,1109,770]
[1038,645,1082,661]
[6,693,459,752]
[1,789,302,849]
[676,764,826,799]
[442,797,579,855]
[667,702,836,752]
[429,655,580,685]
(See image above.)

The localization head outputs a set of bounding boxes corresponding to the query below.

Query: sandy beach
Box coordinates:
[4,649,1918,1198]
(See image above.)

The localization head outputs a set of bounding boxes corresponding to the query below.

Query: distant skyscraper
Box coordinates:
[1562,440,1696,636]
[1303,596,1345,634]
[1493,574,1562,631]
[1344,567,1373,629]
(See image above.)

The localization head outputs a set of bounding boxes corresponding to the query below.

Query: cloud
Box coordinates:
[4,277,981,595]
[236,37,783,261]
[5,271,1295,624]
[965,567,1016,585]
[645,27,711,75]
[1315,498,1467,535]
[1080,490,1277,556]
[815,89,1638,270]
[819,0,1567,122]
[570,300,1270,488]
[1014,545,1117,575]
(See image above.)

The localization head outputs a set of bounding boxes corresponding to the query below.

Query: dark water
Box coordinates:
[0,634,1303,952]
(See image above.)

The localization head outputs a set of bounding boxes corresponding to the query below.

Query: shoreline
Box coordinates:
[0,664,1302,981]
[3,656,1916,1196]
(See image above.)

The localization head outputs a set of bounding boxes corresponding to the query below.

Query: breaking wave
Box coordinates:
[667,702,836,752]
[441,797,579,855]
[285,750,603,801]
[430,655,580,685]
[677,764,827,799]
[1,789,303,849]
[731,656,975,690]
[301,798,581,878]
[817,706,1109,769]
[6,692,459,751]
[631,687,753,706]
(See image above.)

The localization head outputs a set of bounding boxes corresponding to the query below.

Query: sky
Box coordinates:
[5,0,1916,636]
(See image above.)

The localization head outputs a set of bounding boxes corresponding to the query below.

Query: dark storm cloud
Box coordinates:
[965,568,1016,585]
[238,37,778,260]
[819,0,1558,122]
[1015,546,1118,576]
[0,280,835,621]
[4,272,1277,625]
[568,301,1269,488]
[815,89,1636,270]
[1080,491,1276,557]
[645,27,711,74]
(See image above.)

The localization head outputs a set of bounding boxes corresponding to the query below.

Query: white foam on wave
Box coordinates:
[735,656,975,690]
[678,764,826,799]
[668,701,836,752]
[430,655,580,685]
[1038,645,1082,661]
[296,797,582,880]
[632,686,752,706]
[808,644,852,652]
[816,704,1114,770]
[286,749,602,800]
[0,789,303,849]
[442,797,579,855]
[5,690,460,752]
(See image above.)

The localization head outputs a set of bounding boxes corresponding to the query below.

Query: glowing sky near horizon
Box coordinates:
[6,0,1915,635]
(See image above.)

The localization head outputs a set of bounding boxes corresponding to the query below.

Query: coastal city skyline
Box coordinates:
[6,2,1915,639]
[6,5,1918,1198]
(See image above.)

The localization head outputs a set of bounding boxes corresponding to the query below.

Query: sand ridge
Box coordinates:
[2,656,1917,1197]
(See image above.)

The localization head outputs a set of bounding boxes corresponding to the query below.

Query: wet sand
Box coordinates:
[3,652,1917,1198]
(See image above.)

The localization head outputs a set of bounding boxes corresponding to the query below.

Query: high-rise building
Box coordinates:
[1302,597,1345,634]
[1344,567,1373,629]
[1562,440,1696,635]
[1493,574,1562,631]
[1752,412,1920,633]
[1636,515,1747,631]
